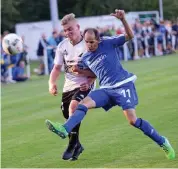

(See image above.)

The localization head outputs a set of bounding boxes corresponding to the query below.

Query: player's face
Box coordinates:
[84,32,99,52]
[63,21,80,42]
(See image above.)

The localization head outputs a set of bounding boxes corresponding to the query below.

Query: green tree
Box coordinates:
[1,0,178,33]
[1,0,21,33]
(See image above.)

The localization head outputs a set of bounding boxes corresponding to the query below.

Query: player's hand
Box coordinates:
[49,83,58,96]
[71,65,80,73]
[80,83,89,91]
[110,9,125,21]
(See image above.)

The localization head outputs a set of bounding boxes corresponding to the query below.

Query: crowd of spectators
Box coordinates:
[1,18,178,83]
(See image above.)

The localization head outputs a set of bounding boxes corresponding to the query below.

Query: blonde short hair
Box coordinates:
[61,13,77,25]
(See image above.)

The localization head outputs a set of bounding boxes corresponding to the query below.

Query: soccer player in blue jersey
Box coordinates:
[46,9,175,159]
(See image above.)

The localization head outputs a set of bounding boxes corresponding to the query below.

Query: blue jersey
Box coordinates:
[80,34,137,89]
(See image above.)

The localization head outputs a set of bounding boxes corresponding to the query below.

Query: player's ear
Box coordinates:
[77,24,80,30]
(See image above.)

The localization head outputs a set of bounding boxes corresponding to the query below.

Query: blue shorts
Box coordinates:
[88,82,138,111]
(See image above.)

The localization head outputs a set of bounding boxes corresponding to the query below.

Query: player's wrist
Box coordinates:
[48,81,56,86]
[120,17,126,22]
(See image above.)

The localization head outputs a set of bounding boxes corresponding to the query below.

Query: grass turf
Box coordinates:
[1,54,178,168]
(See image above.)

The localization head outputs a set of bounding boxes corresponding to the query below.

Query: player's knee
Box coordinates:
[79,100,88,107]
[69,101,79,116]
[79,96,96,109]
[76,104,88,114]
[69,104,78,115]
[124,109,137,126]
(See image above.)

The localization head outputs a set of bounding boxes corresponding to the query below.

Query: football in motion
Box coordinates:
[2,33,23,55]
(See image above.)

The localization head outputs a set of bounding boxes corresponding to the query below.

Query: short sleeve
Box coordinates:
[103,34,126,46]
[54,45,63,65]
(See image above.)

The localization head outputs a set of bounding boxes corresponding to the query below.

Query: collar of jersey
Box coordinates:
[69,35,83,46]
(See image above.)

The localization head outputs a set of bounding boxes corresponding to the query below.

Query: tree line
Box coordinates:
[1,0,178,33]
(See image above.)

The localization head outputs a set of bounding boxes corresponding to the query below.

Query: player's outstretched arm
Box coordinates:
[110,9,134,41]
[48,64,62,96]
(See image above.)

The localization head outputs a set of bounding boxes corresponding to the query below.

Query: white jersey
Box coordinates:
[54,38,88,92]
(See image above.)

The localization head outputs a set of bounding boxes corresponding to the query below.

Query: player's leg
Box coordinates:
[46,89,111,138]
[68,100,83,159]
[46,89,76,160]
[68,91,90,146]
[61,100,79,160]
[68,89,91,160]
[123,109,175,159]
[117,82,175,159]
[63,89,111,134]
[123,108,165,145]
[60,91,75,160]
[46,88,88,160]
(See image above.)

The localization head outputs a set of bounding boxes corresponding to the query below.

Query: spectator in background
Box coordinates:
[147,22,155,56]
[172,19,178,50]
[59,30,65,40]
[1,53,9,83]
[156,20,167,55]
[56,31,64,44]
[16,35,28,66]
[164,20,173,53]
[47,30,58,73]
[109,25,116,35]
[48,30,58,58]
[103,26,112,36]
[37,33,49,75]
[12,60,28,82]
[133,19,145,58]
[116,26,124,35]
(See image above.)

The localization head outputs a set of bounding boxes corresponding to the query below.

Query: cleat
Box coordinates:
[161,136,175,160]
[45,119,68,139]
[71,143,84,161]
[62,144,77,160]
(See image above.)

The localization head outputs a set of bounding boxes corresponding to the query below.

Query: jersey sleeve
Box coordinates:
[77,54,89,70]
[54,44,63,65]
[104,34,126,46]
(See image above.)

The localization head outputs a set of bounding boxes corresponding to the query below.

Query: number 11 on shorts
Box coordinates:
[121,89,131,98]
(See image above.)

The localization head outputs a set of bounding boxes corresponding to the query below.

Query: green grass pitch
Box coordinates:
[1,54,178,168]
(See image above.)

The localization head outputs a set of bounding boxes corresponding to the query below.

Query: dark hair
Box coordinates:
[83,28,100,40]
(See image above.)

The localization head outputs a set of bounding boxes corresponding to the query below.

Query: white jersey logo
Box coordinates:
[80,94,85,99]
[126,99,131,103]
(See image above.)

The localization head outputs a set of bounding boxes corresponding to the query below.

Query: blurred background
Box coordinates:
[1,0,178,83]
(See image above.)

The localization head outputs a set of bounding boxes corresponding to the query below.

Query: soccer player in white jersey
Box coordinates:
[46,10,175,160]
[47,13,95,161]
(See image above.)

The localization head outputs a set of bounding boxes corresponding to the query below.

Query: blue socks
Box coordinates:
[134,118,165,146]
[63,107,165,146]
[63,104,88,133]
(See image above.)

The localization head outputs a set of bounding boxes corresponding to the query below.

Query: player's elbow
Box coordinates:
[126,34,134,41]
[130,33,134,39]
[128,33,134,40]
[53,64,62,72]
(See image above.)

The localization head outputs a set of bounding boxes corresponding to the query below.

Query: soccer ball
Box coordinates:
[2,33,24,55]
